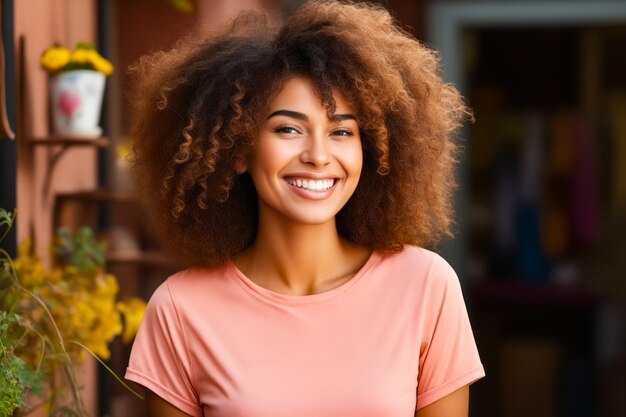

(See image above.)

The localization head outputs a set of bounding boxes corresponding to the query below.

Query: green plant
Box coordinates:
[0,208,144,416]
[0,210,38,417]
[53,227,106,274]
[0,311,42,417]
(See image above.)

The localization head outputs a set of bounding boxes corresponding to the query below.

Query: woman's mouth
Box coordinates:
[285,178,336,191]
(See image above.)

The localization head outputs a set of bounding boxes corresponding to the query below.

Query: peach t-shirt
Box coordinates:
[125,246,484,416]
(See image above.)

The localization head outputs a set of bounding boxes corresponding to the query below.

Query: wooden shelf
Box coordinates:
[55,188,137,203]
[34,136,112,196]
[30,136,110,147]
[107,250,177,268]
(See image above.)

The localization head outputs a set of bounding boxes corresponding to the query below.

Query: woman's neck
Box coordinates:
[234,217,370,296]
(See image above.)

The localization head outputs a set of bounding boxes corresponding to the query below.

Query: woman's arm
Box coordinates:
[145,390,194,417]
[415,385,469,417]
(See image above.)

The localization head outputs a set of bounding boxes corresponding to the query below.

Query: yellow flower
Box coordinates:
[40,46,71,72]
[17,237,33,256]
[95,273,119,297]
[91,55,114,76]
[13,239,47,287]
[40,42,114,75]
[116,143,132,159]
[47,268,63,284]
[12,231,134,366]
[86,338,112,361]
[70,48,92,65]
[117,297,147,344]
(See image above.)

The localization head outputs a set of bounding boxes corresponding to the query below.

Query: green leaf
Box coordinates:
[53,226,107,273]
[0,208,16,245]
[0,262,15,290]
[0,312,42,416]
[75,41,96,50]
[0,208,15,230]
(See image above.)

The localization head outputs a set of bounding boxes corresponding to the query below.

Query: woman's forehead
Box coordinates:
[265,75,356,116]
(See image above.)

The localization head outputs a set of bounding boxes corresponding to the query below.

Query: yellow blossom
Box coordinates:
[13,239,46,287]
[91,55,114,76]
[11,229,135,368]
[95,273,119,297]
[40,46,71,72]
[116,143,132,160]
[117,297,147,344]
[40,42,114,76]
[3,223,151,417]
[70,48,92,64]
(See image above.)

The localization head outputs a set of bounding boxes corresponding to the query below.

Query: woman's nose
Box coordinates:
[300,133,331,167]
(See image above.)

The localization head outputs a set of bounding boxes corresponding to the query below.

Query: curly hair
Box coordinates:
[129,0,470,268]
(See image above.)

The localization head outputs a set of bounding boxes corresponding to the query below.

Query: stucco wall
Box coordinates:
[15,0,99,414]
[15,0,98,254]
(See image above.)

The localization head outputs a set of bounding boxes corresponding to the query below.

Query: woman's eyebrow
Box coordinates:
[267,109,357,122]
[331,114,357,122]
[267,109,308,121]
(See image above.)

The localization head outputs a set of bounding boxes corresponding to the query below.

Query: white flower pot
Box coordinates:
[49,70,106,137]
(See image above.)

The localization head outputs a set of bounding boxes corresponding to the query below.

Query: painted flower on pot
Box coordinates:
[58,90,81,118]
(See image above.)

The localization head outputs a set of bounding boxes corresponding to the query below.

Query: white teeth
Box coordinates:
[287,178,335,191]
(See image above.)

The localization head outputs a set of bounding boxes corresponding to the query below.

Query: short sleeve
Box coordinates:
[125,279,202,417]
[416,256,485,409]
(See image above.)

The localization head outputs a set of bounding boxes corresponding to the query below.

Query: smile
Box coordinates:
[286,178,336,191]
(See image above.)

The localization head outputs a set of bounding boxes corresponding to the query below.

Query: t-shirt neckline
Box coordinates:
[227,250,381,306]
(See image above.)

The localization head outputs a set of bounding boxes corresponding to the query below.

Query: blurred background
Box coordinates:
[1,0,625,416]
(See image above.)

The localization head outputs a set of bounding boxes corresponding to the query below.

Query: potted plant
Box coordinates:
[0,208,144,416]
[40,42,114,138]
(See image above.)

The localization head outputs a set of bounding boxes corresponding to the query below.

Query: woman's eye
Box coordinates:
[332,129,353,137]
[275,125,300,134]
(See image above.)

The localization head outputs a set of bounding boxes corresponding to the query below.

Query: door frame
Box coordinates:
[0,0,16,256]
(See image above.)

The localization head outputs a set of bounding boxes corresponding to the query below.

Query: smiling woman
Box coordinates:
[125,1,484,416]
[245,76,363,228]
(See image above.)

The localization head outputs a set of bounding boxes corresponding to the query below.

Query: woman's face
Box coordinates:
[245,76,362,227]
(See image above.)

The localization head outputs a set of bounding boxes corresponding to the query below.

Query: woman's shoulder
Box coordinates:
[377,245,459,287]
[147,263,233,308]
[168,263,230,284]
[381,244,450,269]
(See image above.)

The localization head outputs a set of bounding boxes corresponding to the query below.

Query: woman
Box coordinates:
[125,1,485,416]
